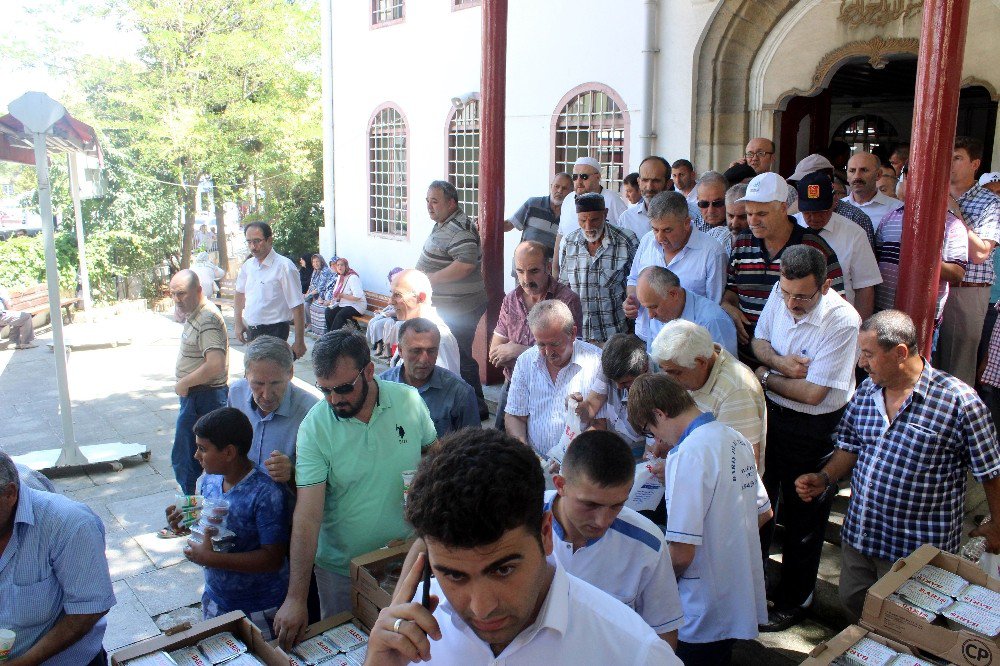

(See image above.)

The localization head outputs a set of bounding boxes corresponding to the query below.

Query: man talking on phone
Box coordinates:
[363,429,680,665]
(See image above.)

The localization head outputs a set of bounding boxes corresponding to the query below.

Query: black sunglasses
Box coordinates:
[315,369,364,396]
[571,173,594,181]
[697,198,726,209]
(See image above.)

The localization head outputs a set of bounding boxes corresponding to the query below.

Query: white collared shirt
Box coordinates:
[628,226,728,342]
[505,340,604,456]
[664,416,770,644]
[234,249,305,326]
[544,490,684,635]
[557,189,630,236]
[423,564,681,665]
[842,191,901,231]
[754,283,861,415]
[617,198,652,239]
[795,212,882,305]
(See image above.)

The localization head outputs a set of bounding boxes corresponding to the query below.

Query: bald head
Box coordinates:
[745,138,775,174]
[169,269,203,314]
[847,152,882,202]
[514,241,553,295]
[390,269,433,319]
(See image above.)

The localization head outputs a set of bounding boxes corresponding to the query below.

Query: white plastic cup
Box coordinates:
[0,628,15,661]
[402,470,416,507]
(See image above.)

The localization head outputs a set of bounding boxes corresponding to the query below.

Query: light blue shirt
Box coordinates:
[628,227,728,343]
[379,364,481,437]
[645,289,738,357]
[228,378,319,467]
[1,487,115,664]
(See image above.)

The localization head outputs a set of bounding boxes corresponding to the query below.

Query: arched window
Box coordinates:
[369,104,408,238]
[446,98,480,223]
[552,84,629,193]
[834,115,899,155]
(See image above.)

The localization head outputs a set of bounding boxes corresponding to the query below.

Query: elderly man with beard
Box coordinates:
[553,156,629,278]
[380,318,480,437]
[559,192,638,344]
[274,331,437,643]
[490,241,583,428]
[504,173,573,259]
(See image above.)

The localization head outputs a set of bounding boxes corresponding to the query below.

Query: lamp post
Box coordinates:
[8,92,84,466]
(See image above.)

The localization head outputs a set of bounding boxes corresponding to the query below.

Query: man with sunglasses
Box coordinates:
[553,156,628,279]
[695,171,735,252]
[750,245,860,632]
[273,331,437,644]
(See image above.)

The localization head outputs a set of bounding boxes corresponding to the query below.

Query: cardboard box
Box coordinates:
[110,611,289,666]
[862,543,1000,666]
[349,540,414,617]
[803,624,925,665]
[267,613,371,658]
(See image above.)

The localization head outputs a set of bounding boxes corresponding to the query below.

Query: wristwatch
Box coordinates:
[760,369,772,391]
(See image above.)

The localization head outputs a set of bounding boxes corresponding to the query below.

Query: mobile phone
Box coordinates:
[421,556,432,610]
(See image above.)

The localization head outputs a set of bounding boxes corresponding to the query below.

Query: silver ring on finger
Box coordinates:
[392,618,404,633]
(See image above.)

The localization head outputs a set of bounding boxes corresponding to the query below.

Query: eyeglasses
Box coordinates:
[315,369,364,395]
[571,173,595,181]
[697,198,726,209]
[246,237,269,246]
[639,424,655,439]
[780,287,820,302]
[745,150,773,159]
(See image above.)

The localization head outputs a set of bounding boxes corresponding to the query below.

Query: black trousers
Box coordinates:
[86,647,108,666]
[759,399,843,610]
[248,321,290,341]
[325,305,360,332]
[676,639,735,666]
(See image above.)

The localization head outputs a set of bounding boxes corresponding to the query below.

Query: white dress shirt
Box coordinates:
[505,340,603,456]
[557,189,629,236]
[628,227,728,342]
[422,564,682,665]
[234,249,305,326]
[795,212,882,305]
[754,283,861,415]
[842,191,901,232]
[664,416,769,643]
[617,198,652,239]
[544,490,684,635]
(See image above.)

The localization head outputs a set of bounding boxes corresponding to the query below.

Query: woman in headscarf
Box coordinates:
[298,253,314,294]
[324,257,368,332]
[304,254,335,333]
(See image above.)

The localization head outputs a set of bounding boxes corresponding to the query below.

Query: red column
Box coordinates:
[476,0,508,385]
[894,0,971,355]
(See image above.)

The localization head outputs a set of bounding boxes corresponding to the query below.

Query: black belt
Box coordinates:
[187,384,228,394]
[248,321,292,330]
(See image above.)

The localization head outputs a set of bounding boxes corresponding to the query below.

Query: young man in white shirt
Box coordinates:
[364,429,681,665]
[628,374,771,666]
[548,430,683,647]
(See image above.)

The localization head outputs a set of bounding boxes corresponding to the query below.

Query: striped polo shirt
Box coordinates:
[415,208,487,312]
[176,300,229,386]
[726,219,844,330]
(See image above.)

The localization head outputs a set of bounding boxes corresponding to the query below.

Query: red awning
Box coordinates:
[0,110,101,166]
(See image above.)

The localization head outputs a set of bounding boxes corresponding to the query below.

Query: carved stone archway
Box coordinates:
[692,0,798,172]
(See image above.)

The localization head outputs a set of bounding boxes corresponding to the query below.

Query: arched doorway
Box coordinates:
[776,57,997,175]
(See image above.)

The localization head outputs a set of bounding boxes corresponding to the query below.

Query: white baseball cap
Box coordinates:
[738,172,790,204]
[574,156,601,172]
[979,172,1000,187]
[789,154,834,182]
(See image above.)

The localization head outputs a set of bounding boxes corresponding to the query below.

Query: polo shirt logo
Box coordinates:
[396,424,406,444]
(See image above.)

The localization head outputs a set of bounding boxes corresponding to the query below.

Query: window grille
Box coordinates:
[447,99,480,223]
[369,106,408,237]
[554,87,628,193]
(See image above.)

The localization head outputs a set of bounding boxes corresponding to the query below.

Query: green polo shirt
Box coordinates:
[295,378,437,575]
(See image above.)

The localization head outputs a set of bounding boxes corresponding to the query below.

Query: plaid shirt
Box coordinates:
[559,224,638,342]
[835,200,876,249]
[958,184,1000,284]
[837,361,1000,561]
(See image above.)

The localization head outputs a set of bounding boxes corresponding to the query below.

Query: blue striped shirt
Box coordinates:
[838,362,1000,561]
[1,487,115,664]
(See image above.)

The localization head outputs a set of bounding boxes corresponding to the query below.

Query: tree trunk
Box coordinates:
[213,184,229,272]
[179,166,197,268]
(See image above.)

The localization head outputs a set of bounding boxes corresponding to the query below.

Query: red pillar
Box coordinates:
[894,0,971,355]
[476,0,507,385]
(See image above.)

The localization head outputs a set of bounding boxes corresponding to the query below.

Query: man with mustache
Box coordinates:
[504,173,573,259]
[489,241,582,429]
[273,331,437,645]
[841,152,900,233]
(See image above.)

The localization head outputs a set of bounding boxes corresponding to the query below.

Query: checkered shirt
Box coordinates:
[981,301,1000,388]
[958,184,1000,284]
[837,362,1000,561]
[835,200,876,249]
[559,224,638,341]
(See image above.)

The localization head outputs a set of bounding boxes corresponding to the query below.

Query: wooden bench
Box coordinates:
[351,291,391,328]
[1,284,80,341]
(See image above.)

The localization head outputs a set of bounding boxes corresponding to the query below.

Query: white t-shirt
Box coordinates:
[234,249,305,326]
[544,490,683,634]
[754,284,861,415]
[795,212,882,305]
[557,189,630,236]
[664,414,769,643]
[421,564,681,664]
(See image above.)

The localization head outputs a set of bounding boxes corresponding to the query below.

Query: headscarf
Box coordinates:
[331,257,360,300]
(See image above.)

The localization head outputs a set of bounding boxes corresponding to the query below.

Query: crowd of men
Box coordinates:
[6,136,1000,666]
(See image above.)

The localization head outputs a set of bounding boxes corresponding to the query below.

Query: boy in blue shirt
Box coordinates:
[167,407,290,639]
